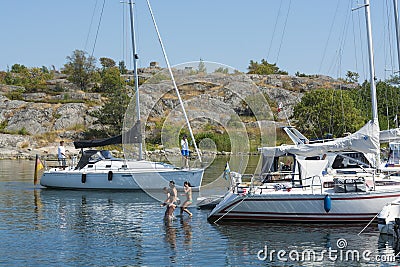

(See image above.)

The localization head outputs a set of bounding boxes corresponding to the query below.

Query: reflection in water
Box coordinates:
[164,219,177,249]
[181,218,192,247]
[378,234,400,261]
[4,159,400,266]
[33,189,43,230]
[37,189,156,264]
[212,222,400,266]
[162,216,194,265]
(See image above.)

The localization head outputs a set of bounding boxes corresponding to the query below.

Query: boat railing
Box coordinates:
[261,171,301,184]
[230,173,257,194]
[231,172,328,194]
[43,156,78,170]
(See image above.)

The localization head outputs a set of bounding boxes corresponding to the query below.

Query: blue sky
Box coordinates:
[0,1,398,81]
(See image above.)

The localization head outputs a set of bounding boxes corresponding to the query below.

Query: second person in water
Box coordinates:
[180,181,193,217]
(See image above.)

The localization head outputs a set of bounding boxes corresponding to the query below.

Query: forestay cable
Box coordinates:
[91,0,106,57]
[146,0,202,163]
[84,0,99,52]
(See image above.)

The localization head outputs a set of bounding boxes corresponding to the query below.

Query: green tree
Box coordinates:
[197,59,207,73]
[292,89,365,138]
[4,64,53,91]
[25,67,53,91]
[351,80,400,130]
[62,50,97,91]
[119,61,128,74]
[90,88,130,137]
[214,67,229,74]
[345,71,359,83]
[247,59,288,75]
[386,74,400,86]
[41,66,50,73]
[100,57,116,69]
[10,64,27,73]
[100,66,124,93]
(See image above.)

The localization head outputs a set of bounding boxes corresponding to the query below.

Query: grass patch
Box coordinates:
[17,127,30,135]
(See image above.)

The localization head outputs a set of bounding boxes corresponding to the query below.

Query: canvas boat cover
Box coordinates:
[259,120,380,167]
[380,128,400,143]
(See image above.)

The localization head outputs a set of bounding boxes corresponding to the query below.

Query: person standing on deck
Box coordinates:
[57,141,67,168]
[181,135,189,168]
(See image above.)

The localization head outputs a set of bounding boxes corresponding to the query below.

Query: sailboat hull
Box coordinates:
[208,188,400,223]
[40,160,204,190]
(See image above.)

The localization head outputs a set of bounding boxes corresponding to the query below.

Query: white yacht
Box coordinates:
[40,0,204,190]
[378,197,400,235]
[208,0,400,224]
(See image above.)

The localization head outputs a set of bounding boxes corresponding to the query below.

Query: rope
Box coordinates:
[266,0,283,60]
[319,1,341,74]
[91,0,106,58]
[146,0,202,162]
[84,0,99,51]
[358,212,379,235]
[213,193,250,224]
[340,89,346,134]
[275,0,292,64]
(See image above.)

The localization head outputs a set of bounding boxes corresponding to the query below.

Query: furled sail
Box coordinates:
[74,121,142,149]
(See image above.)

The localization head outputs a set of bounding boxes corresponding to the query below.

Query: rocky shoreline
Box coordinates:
[0,133,236,161]
[0,72,355,161]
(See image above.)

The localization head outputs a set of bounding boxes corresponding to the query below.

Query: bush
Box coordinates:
[18,127,29,135]
[195,132,231,152]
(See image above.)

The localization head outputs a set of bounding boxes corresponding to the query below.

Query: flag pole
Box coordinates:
[34,154,44,185]
[34,154,39,185]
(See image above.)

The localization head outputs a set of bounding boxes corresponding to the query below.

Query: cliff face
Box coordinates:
[0,72,355,159]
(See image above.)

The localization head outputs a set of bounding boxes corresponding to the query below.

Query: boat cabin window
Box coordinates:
[100,150,113,159]
[331,152,369,169]
[270,155,294,172]
[305,156,320,160]
[388,144,400,164]
[89,152,105,163]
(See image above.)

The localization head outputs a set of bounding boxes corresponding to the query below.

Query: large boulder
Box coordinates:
[53,103,87,130]
[6,103,54,134]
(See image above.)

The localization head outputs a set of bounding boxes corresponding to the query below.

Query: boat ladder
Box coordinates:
[311,175,323,194]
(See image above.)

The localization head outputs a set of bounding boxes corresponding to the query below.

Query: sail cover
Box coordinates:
[380,128,400,143]
[259,120,380,166]
[74,121,142,149]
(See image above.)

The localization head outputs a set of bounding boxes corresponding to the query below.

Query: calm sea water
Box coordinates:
[0,159,399,266]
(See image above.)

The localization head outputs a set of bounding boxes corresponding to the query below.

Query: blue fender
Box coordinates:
[324,195,331,213]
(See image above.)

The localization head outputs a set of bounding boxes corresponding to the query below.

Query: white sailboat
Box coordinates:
[378,197,400,235]
[208,0,400,223]
[378,0,400,177]
[377,0,400,235]
[40,0,204,190]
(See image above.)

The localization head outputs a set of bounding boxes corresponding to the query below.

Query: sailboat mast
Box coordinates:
[394,0,400,75]
[128,0,143,160]
[362,0,381,170]
[393,0,400,128]
[364,0,378,123]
